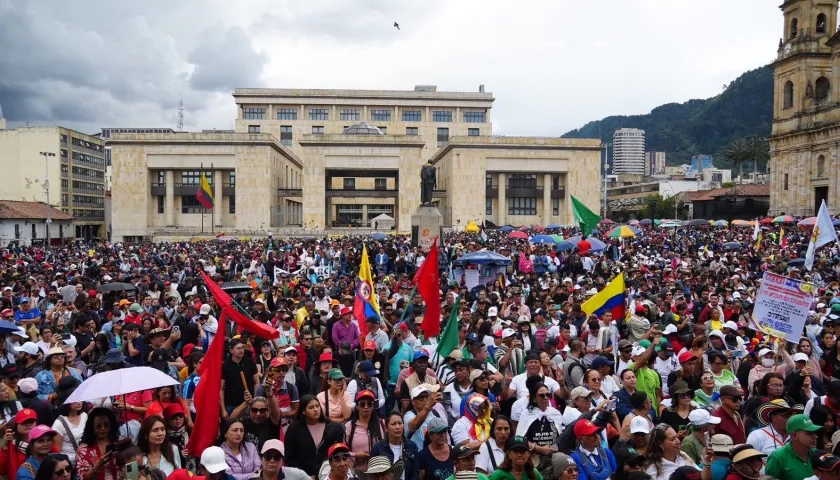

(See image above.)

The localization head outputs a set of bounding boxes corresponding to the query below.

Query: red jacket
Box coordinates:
[0,440,59,479]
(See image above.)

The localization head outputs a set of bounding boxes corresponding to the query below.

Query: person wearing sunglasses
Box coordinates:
[254,439,310,480]
[693,373,721,412]
[710,385,746,445]
[346,390,385,472]
[514,383,563,477]
[33,453,75,480]
[323,443,354,480]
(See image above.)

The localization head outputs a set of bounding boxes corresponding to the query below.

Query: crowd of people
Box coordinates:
[0,220,838,480]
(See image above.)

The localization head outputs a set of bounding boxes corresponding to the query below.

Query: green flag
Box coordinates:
[435,295,460,358]
[571,194,602,236]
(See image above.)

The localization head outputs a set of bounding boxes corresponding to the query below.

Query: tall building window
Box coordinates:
[817,155,826,177]
[370,109,392,121]
[406,127,419,136]
[784,81,794,109]
[158,196,165,214]
[248,125,260,133]
[508,174,537,189]
[343,178,355,190]
[229,172,236,186]
[309,109,329,120]
[433,111,452,122]
[181,171,213,184]
[243,107,266,119]
[229,195,236,214]
[312,126,325,134]
[340,109,360,121]
[468,128,480,136]
[508,197,537,216]
[280,126,293,146]
[277,108,297,120]
[402,110,422,122]
[464,112,485,123]
[817,13,827,33]
[553,198,559,215]
[375,178,387,190]
[486,174,493,187]
[486,197,493,215]
[181,196,204,214]
[60,134,68,143]
[437,128,449,146]
[784,173,789,190]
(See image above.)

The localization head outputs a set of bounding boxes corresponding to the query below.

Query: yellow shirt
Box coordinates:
[295,307,309,330]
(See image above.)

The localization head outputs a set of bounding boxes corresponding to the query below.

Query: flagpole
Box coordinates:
[211,162,214,235]
[200,162,205,234]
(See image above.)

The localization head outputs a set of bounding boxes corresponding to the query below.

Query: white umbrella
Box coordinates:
[63,367,179,404]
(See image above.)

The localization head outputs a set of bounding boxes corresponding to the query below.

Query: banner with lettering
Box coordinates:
[750,271,816,342]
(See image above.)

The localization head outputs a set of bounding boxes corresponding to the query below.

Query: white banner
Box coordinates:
[274,265,332,284]
[750,271,816,342]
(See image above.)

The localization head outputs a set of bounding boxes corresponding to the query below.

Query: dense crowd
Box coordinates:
[0,221,839,480]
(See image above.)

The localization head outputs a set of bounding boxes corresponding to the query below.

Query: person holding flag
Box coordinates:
[806,200,839,271]
[355,244,381,341]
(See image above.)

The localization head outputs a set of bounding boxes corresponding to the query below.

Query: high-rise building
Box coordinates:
[612,128,645,174]
[644,151,666,176]
[0,126,106,240]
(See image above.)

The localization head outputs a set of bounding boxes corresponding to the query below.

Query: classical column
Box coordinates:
[214,170,223,226]
[543,173,551,226]
[362,205,368,227]
[165,171,174,226]
[497,173,506,226]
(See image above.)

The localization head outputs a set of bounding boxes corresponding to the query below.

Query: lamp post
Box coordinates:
[601,143,611,217]
[661,181,686,219]
[39,151,56,247]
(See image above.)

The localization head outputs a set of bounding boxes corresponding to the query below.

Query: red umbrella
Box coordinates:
[509,231,528,239]
[532,225,545,232]
[798,216,817,228]
[599,219,615,225]
[759,217,773,224]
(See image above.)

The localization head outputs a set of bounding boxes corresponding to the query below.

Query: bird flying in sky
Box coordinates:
[394,22,400,30]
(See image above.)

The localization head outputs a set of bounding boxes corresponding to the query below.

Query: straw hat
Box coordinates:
[355,457,404,480]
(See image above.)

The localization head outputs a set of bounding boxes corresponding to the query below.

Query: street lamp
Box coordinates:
[661,181,686,219]
[601,143,611,217]
[40,151,56,247]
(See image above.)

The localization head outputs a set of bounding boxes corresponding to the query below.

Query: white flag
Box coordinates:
[752,218,760,241]
[805,200,839,270]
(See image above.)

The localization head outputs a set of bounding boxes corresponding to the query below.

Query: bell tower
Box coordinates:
[773,0,838,126]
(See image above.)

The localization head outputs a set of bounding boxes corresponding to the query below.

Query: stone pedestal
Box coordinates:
[411,205,443,250]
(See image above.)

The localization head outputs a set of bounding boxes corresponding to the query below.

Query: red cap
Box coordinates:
[574,420,602,438]
[163,402,185,419]
[355,390,376,402]
[494,329,503,338]
[88,290,97,298]
[363,340,377,351]
[270,357,288,367]
[635,305,646,314]
[339,307,352,317]
[182,344,196,358]
[678,351,696,364]
[317,352,335,363]
[399,323,408,331]
[167,469,205,480]
[328,443,350,458]
[14,408,37,423]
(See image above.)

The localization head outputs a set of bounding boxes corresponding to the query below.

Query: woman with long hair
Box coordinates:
[51,400,86,466]
[370,411,419,480]
[694,372,721,412]
[33,347,83,402]
[644,425,705,480]
[137,415,181,476]
[35,453,75,480]
[477,415,512,475]
[182,351,203,419]
[17,425,59,480]
[658,380,693,433]
[742,372,785,432]
[217,418,259,480]
[284,394,345,476]
[143,386,192,430]
[345,390,384,472]
[488,435,542,480]
[582,368,611,406]
[87,334,110,368]
[810,404,837,451]
[514,383,564,480]
[75,408,119,480]
[418,416,453,480]
[0,409,40,479]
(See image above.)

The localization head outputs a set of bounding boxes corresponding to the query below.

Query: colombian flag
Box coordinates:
[354,244,381,339]
[582,273,626,320]
[196,172,214,209]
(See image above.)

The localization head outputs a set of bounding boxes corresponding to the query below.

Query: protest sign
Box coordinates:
[750,271,816,342]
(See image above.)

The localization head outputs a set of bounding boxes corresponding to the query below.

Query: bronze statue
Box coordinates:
[420,160,436,205]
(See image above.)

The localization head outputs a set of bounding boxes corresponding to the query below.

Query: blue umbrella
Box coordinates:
[639,219,653,225]
[530,235,558,245]
[787,258,806,267]
[546,223,562,229]
[723,242,740,250]
[0,321,17,335]
[453,251,513,267]
[565,236,607,252]
[499,226,515,232]
[556,241,575,251]
[370,233,388,240]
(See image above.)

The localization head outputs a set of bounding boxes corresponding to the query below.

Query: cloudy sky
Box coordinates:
[0,0,784,137]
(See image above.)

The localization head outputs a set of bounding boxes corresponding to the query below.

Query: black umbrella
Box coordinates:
[787,258,806,267]
[683,219,708,226]
[221,282,252,294]
[97,282,137,293]
[639,219,653,225]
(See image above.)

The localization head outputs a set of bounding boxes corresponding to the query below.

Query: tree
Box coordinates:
[640,194,677,220]
[745,136,769,178]
[724,138,750,183]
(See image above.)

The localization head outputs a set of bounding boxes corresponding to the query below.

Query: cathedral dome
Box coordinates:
[342,122,384,135]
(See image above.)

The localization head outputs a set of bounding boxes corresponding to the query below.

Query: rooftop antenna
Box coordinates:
[177,100,184,132]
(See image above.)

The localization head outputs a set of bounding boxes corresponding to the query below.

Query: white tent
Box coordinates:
[371,213,395,231]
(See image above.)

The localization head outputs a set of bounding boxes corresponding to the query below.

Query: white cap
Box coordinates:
[410,383,440,399]
[62,334,77,348]
[562,345,571,352]
[586,288,598,296]
[488,307,498,317]
[13,342,39,356]
[793,352,810,363]
[501,328,517,339]
[732,292,741,299]
[723,321,739,331]
[200,446,229,474]
[573,285,581,290]
[818,303,827,310]
[14,326,28,339]
[689,408,721,426]
[631,346,646,357]
[2,286,11,291]
[102,275,112,281]
[569,386,592,401]
[758,348,773,358]
[254,298,266,305]
[199,304,212,315]
[563,278,573,284]
[708,330,725,340]
[630,416,651,434]
[662,324,678,335]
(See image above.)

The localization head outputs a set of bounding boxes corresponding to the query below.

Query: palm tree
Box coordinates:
[724,138,750,183]
[746,136,769,179]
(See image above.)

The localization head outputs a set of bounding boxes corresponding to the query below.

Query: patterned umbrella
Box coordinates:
[759,217,774,224]
[628,220,640,226]
[723,242,741,250]
[599,219,615,225]
[798,217,817,228]
[509,231,528,239]
[709,220,729,227]
[565,235,607,251]
[731,219,755,227]
[607,226,637,238]
[772,215,795,224]
[550,234,564,243]
[530,235,557,244]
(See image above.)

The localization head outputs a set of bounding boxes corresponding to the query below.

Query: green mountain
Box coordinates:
[562,65,774,170]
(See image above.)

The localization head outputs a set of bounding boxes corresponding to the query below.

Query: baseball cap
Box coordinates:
[501,328,516,339]
[711,434,734,454]
[28,425,57,442]
[812,450,840,472]
[788,413,823,433]
[199,304,212,315]
[689,409,721,426]
[19,297,30,304]
[284,346,298,355]
[358,360,378,377]
[328,443,350,458]
[574,419,602,438]
[507,436,529,452]
[793,352,809,363]
[18,378,37,395]
[719,385,742,398]
[451,445,477,460]
[678,351,696,364]
[167,469,206,480]
[758,348,773,358]
[201,446,229,474]
[410,383,440,399]
[630,416,651,434]
[590,356,610,369]
[426,416,448,434]
[328,368,345,380]
[631,346,646,357]
[363,340,377,351]
[261,439,285,456]
[13,342,39,356]
[670,466,702,480]
[355,390,376,402]
[163,402,185,419]
[615,447,647,468]
[15,408,37,423]
[413,350,430,361]
[488,307,498,317]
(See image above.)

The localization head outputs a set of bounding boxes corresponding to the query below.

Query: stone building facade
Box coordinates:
[769,0,840,216]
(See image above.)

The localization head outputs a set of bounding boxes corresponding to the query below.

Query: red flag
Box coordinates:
[199,271,280,340]
[185,310,225,455]
[414,239,441,337]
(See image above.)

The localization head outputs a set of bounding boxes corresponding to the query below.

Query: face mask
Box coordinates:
[761,358,775,368]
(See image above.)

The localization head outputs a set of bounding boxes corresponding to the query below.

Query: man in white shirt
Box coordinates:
[653,341,680,397]
[747,400,793,457]
[506,353,561,400]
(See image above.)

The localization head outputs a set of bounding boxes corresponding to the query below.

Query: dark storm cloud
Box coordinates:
[187,25,269,91]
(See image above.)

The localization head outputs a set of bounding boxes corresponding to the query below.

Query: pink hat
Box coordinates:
[28,425,57,442]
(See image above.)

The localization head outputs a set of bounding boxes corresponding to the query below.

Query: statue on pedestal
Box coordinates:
[420,160,436,205]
